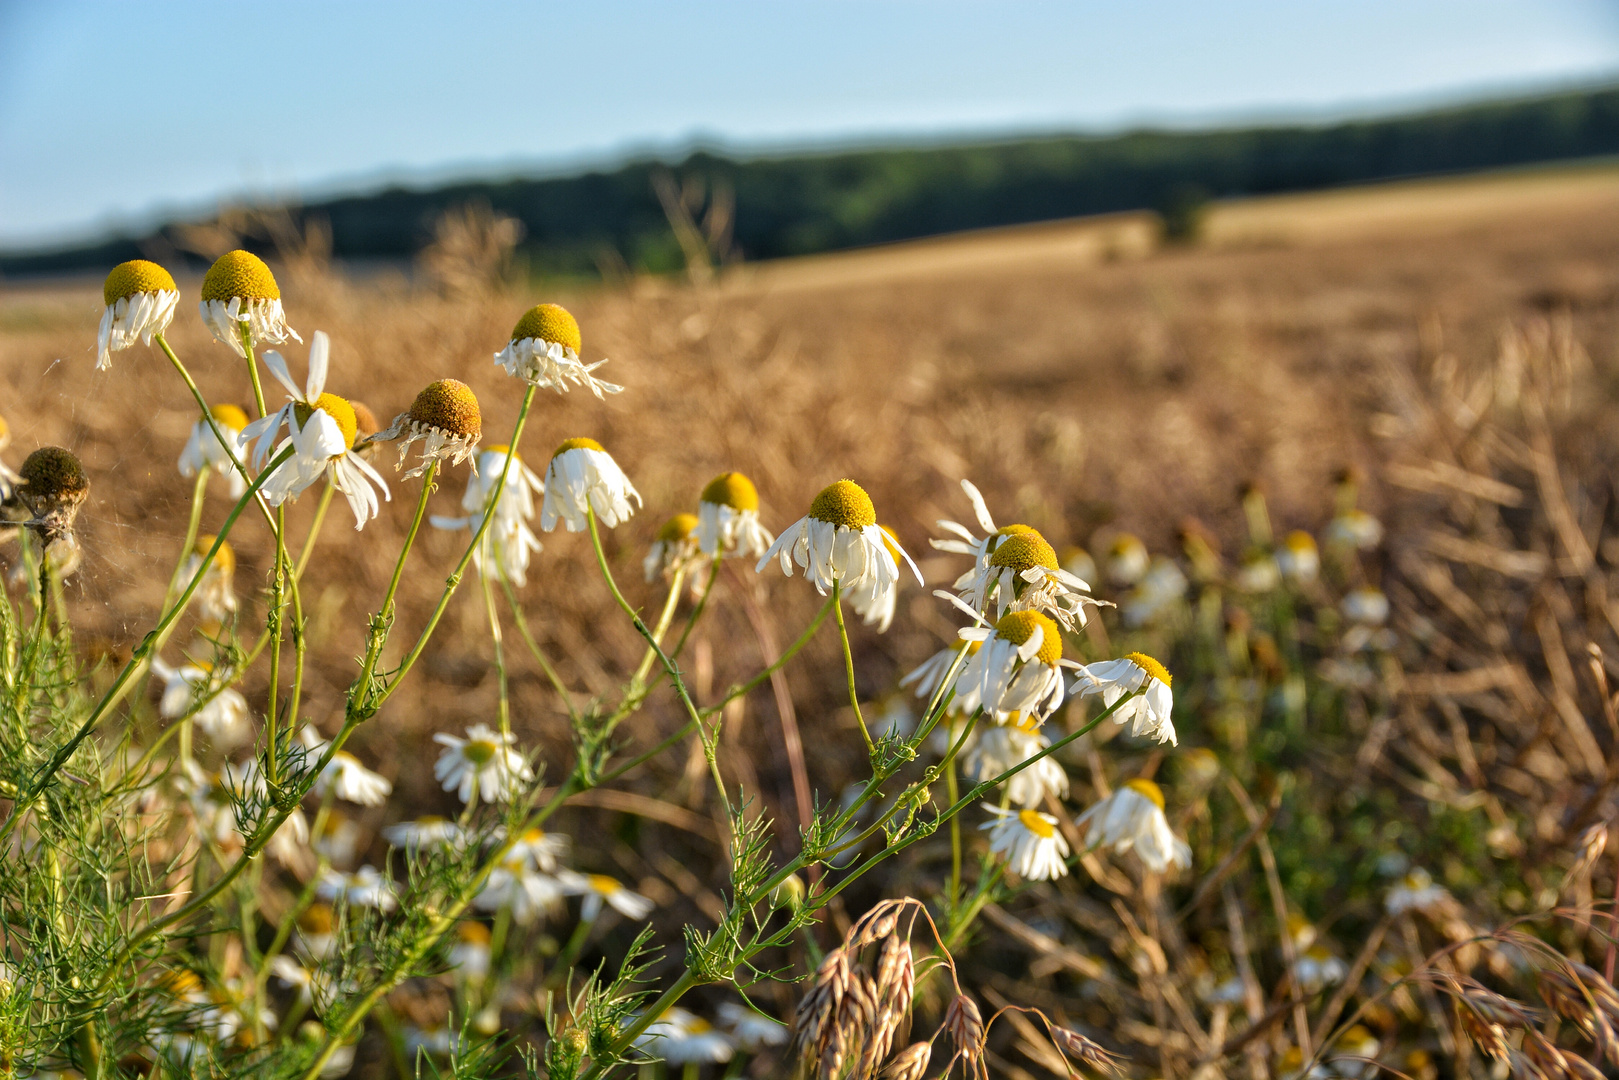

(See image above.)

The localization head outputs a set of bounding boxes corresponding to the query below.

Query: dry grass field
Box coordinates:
[6,161,1619,1075]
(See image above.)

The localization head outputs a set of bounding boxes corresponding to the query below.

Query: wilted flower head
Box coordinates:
[179,403,250,498]
[981,804,1071,880]
[383,378,483,479]
[540,437,641,532]
[18,446,89,574]
[150,657,251,744]
[952,609,1076,722]
[644,512,702,582]
[181,534,239,627]
[239,332,390,527]
[494,302,621,397]
[1075,778,1191,874]
[432,444,546,585]
[1072,651,1176,745]
[199,250,300,357]
[962,715,1069,808]
[697,471,774,558]
[759,480,921,607]
[98,259,179,370]
[1277,530,1320,584]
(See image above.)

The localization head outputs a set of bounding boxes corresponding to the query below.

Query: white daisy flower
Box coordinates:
[198,249,300,358]
[1341,587,1390,626]
[1329,1025,1382,1080]
[540,437,641,532]
[315,866,397,911]
[474,857,565,925]
[980,804,1071,881]
[717,1003,789,1050]
[696,471,774,559]
[757,480,921,611]
[1105,533,1151,587]
[178,403,250,497]
[1071,652,1176,746]
[432,723,533,804]
[1385,868,1450,916]
[312,750,392,807]
[97,259,180,370]
[1121,557,1188,628]
[295,904,336,959]
[431,444,546,586]
[448,921,492,982]
[1324,509,1383,552]
[635,1008,735,1065]
[238,331,390,528]
[1074,778,1191,874]
[644,512,703,582]
[313,811,366,868]
[1290,945,1348,992]
[846,525,914,632]
[498,825,569,872]
[962,715,1070,808]
[268,956,316,1005]
[381,378,482,480]
[931,477,1005,585]
[1235,550,1281,592]
[558,871,655,921]
[973,527,1094,630]
[493,303,621,397]
[950,609,1077,722]
[382,816,467,852]
[150,657,250,743]
[900,639,979,712]
[1277,530,1321,585]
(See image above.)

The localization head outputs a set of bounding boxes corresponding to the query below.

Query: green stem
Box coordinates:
[240,322,267,418]
[293,481,337,581]
[500,577,580,723]
[831,580,873,753]
[0,446,296,847]
[668,553,722,663]
[479,564,513,742]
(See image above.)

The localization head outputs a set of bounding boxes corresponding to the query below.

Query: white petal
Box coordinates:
[306,331,329,399]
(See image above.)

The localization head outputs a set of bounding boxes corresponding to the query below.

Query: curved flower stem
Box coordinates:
[586,508,730,807]
[831,580,873,753]
[669,552,722,663]
[293,482,337,581]
[478,564,513,742]
[588,693,1142,1077]
[0,445,297,848]
[239,322,268,418]
[499,578,581,723]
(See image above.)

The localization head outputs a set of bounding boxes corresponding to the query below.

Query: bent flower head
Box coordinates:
[539,437,641,532]
[199,249,300,357]
[494,303,621,397]
[98,259,179,370]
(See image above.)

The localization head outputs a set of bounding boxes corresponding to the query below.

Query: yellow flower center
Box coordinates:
[686,1017,713,1033]
[458,920,491,945]
[103,259,177,305]
[1010,711,1041,734]
[299,904,334,933]
[408,378,482,439]
[808,479,876,529]
[521,828,547,844]
[1284,530,1316,554]
[195,534,236,573]
[20,446,89,503]
[200,249,280,303]
[658,512,699,543]
[587,874,622,895]
[293,394,359,451]
[1018,809,1056,838]
[210,403,250,431]
[1124,651,1171,688]
[989,530,1058,573]
[463,739,498,766]
[701,471,759,512]
[510,303,582,354]
[993,610,1062,666]
[1124,777,1165,809]
[158,969,202,996]
[996,523,1038,538]
[553,436,604,459]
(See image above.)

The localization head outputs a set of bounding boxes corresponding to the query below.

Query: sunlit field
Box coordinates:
[2,162,1619,1078]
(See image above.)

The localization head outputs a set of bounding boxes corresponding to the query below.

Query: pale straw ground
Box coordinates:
[2,161,1618,907]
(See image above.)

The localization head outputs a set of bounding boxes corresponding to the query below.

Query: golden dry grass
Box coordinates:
[2,162,1618,869]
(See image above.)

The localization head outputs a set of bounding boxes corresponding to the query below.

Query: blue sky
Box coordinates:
[2,0,1617,249]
